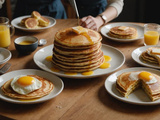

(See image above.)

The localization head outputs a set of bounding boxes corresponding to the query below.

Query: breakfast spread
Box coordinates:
[52,26,105,72]
[140,47,160,66]
[108,26,138,39]
[116,71,160,101]
[20,11,50,29]
[2,75,54,99]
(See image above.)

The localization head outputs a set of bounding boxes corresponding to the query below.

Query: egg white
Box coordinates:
[11,75,42,95]
[129,72,140,81]
[129,71,158,84]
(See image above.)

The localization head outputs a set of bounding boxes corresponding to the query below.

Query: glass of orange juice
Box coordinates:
[144,23,160,46]
[0,17,15,48]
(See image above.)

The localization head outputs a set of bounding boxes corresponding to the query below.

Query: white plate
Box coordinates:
[0,48,12,65]
[0,69,64,104]
[105,67,160,105]
[132,45,160,69]
[100,22,144,42]
[11,15,56,32]
[33,44,125,79]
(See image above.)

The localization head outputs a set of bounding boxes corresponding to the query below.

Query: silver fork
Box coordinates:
[0,63,11,74]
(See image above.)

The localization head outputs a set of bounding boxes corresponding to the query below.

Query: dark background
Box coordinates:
[0,0,160,24]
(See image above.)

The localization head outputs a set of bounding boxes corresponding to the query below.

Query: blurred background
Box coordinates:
[0,0,159,24]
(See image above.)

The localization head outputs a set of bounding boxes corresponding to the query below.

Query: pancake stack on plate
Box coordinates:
[140,47,160,65]
[116,71,160,101]
[52,26,104,72]
[108,26,138,39]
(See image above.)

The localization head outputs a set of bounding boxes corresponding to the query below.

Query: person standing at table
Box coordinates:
[78,0,124,31]
[13,0,67,19]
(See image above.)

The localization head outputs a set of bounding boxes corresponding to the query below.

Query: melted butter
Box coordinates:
[99,62,111,69]
[81,71,94,76]
[81,33,94,44]
[104,55,111,62]
[45,56,52,62]
[19,98,40,102]
[50,67,60,72]
[64,72,77,75]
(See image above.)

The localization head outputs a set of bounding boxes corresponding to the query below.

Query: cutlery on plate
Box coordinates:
[69,0,79,25]
[0,63,11,74]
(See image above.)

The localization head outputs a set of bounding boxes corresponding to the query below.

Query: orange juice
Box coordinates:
[0,25,11,48]
[144,31,159,45]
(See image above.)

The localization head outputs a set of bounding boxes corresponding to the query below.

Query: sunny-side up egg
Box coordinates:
[138,71,157,84]
[11,75,42,95]
[129,71,157,84]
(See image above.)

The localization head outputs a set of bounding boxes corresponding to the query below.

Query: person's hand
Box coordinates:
[79,15,103,31]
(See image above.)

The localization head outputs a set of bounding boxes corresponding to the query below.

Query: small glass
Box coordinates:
[0,17,15,48]
[144,23,160,46]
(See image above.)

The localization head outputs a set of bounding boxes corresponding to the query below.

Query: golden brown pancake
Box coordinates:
[31,11,42,19]
[54,27,102,46]
[52,26,104,72]
[20,17,31,25]
[1,75,54,99]
[38,16,50,27]
[25,18,39,29]
[116,71,160,101]
[108,26,138,39]
[140,47,160,66]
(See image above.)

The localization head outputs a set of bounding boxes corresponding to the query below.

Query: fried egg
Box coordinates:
[138,71,157,84]
[129,71,157,84]
[129,72,140,81]
[11,75,42,95]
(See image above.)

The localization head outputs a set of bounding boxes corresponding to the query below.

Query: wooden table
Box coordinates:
[0,19,160,120]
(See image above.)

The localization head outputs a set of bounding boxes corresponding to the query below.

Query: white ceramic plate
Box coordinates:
[33,44,125,79]
[0,69,64,104]
[100,22,144,42]
[132,45,160,69]
[0,48,12,65]
[105,67,160,105]
[11,15,56,32]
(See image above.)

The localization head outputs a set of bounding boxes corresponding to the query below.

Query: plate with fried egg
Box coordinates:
[105,67,160,105]
[100,22,144,42]
[132,45,160,69]
[0,69,64,104]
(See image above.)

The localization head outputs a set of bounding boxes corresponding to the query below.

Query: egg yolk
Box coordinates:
[138,71,153,81]
[17,76,35,86]
[45,56,52,62]
[104,55,111,62]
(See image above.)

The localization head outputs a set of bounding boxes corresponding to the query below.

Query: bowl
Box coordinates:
[0,47,12,65]
[14,36,38,54]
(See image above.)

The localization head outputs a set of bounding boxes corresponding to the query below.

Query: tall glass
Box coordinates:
[0,17,15,48]
[144,23,160,46]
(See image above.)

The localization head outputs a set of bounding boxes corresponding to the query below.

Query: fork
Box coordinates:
[0,63,11,74]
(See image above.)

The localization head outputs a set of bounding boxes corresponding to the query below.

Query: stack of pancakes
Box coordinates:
[116,71,160,101]
[2,75,54,99]
[108,26,138,39]
[52,26,104,72]
[21,11,50,29]
[140,47,160,66]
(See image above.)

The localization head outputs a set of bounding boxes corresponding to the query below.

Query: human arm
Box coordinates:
[79,0,124,31]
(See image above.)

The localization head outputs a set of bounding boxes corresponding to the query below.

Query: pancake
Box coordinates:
[54,27,102,46]
[21,17,31,25]
[1,75,54,99]
[24,18,39,29]
[38,16,50,27]
[140,47,160,66]
[52,26,104,72]
[108,26,138,39]
[116,71,160,101]
[31,11,42,19]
